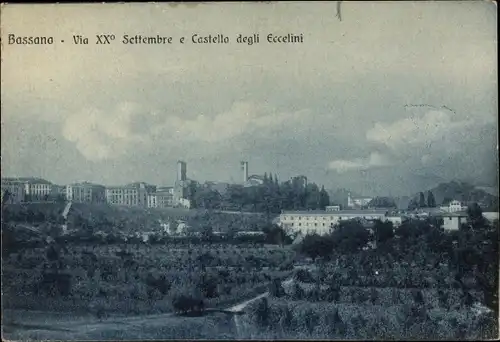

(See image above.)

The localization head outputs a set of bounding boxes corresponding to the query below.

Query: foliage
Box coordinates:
[367,197,396,208]
[191,176,330,214]
[299,233,334,261]
[419,192,426,208]
[171,294,205,313]
[331,220,370,253]
[427,191,436,207]
[372,220,394,244]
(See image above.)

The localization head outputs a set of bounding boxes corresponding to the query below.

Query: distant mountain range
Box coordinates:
[327,188,361,208]
[330,180,498,211]
[411,181,498,210]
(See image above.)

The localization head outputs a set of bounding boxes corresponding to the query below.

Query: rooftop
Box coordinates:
[69,181,104,187]
[431,211,469,217]
[1,177,52,185]
[281,209,389,215]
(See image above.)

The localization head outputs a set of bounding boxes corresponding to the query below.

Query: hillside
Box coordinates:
[327,189,362,208]
[413,181,498,210]
[2,202,271,237]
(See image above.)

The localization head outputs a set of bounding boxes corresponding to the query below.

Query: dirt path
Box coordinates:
[3,277,295,339]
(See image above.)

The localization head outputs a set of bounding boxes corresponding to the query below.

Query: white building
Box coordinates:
[1,177,54,201]
[106,182,156,207]
[347,192,372,208]
[1,181,25,203]
[386,216,404,226]
[325,205,341,212]
[66,182,106,203]
[434,212,468,231]
[147,191,174,208]
[439,200,468,213]
[178,198,191,209]
[279,210,389,235]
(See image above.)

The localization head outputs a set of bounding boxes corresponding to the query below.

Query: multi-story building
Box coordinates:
[1,179,25,203]
[279,209,389,235]
[244,175,265,187]
[106,182,156,207]
[2,177,54,201]
[347,192,372,208]
[147,190,174,208]
[439,200,468,213]
[66,182,106,203]
[433,212,468,230]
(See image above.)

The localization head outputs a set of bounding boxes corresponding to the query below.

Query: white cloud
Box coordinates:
[62,102,151,161]
[365,109,495,152]
[328,152,391,173]
[61,101,309,161]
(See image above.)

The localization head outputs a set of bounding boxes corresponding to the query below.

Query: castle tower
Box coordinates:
[241,161,248,183]
[177,160,187,182]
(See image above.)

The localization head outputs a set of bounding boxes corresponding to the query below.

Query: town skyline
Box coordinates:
[2,2,497,197]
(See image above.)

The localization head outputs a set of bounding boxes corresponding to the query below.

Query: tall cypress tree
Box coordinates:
[419,192,426,208]
[427,191,436,207]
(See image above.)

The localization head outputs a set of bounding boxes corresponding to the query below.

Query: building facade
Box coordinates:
[1,180,25,203]
[241,161,249,183]
[66,182,106,203]
[433,212,468,231]
[439,200,468,213]
[2,177,54,201]
[347,192,373,208]
[106,182,156,207]
[177,160,187,182]
[147,190,174,208]
[279,209,389,235]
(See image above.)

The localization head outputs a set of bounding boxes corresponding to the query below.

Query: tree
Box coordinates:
[466,202,486,229]
[201,225,214,242]
[263,224,292,246]
[419,192,426,208]
[427,191,436,208]
[305,183,321,210]
[269,278,285,298]
[319,186,330,209]
[299,233,335,261]
[331,220,370,253]
[373,220,394,244]
[172,295,205,314]
[368,197,396,208]
[408,198,418,211]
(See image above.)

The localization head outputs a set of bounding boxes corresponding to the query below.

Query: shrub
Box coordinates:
[171,295,205,313]
[294,269,315,283]
[269,278,286,298]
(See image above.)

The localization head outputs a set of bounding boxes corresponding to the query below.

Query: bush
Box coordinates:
[269,278,286,298]
[171,295,205,313]
[294,269,316,283]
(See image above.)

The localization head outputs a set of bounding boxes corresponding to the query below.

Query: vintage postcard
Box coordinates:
[1,1,498,340]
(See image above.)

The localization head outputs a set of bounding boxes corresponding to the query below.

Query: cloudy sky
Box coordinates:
[1,2,497,196]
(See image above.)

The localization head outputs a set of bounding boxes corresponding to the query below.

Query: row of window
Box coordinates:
[107,190,139,195]
[289,222,331,227]
[282,215,383,221]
